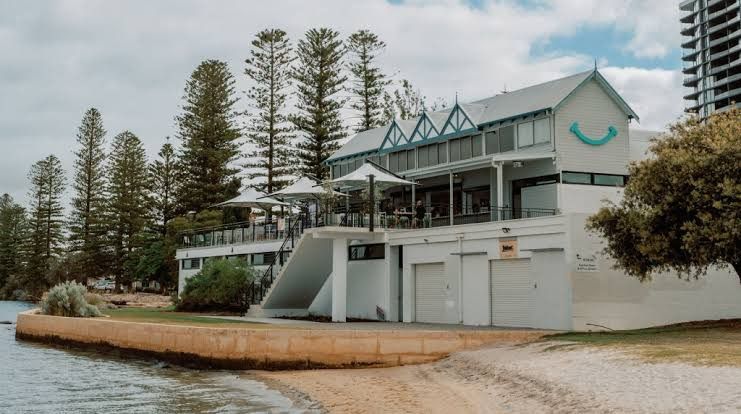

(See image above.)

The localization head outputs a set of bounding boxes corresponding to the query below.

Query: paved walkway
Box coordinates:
[204,315,548,331]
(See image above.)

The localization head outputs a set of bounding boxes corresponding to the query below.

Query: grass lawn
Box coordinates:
[543,319,741,367]
[103,307,285,329]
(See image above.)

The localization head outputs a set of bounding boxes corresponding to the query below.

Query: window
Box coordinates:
[340,163,348,176]
[450,138,460,161]
[593,174,625,186]
[398,150,407,171]
[485,130,499,154]
[472,134,483,157]
[428,143,439,165]
[500,126,515,152]
[562,172,591,184]
[407,150,416,170]
[380,154,388,169]
[332,165,340,179]
[517,122,534,147]
[534,118,550,144]
[182,258,200,270]
[563,171,627,187]
[418,146,428,168]
[349,244,385,260]
[252,252,276,266]
[460,136,472,159]
[438,142,447,163]
[389,152,399,172]
[355,158,363,170]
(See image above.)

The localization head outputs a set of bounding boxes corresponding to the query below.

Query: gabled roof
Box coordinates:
[327,69,640,163]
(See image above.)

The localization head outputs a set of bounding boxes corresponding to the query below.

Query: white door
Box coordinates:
[415,262,453,323]
[490,259,533,327]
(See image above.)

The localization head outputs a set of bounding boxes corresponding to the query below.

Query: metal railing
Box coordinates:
[179,219,289,249]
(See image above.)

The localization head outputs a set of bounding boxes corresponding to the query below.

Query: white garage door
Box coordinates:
[415,262,452,323]
[490,259,533,327]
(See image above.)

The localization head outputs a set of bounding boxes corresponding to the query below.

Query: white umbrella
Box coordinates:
[268,176,346,201]
[329,162,415,190]
[214,188,288,211]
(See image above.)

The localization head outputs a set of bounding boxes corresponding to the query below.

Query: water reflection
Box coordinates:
[0,301,308,413]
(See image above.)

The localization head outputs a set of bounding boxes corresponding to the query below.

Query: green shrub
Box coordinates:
[41,281,102,317]
[177,258,255,312]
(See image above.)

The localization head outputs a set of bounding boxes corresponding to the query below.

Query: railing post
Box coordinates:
[252,222,256,242]
[369,174,375,232]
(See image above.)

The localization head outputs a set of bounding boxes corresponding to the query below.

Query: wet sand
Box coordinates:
[259,341,741,413]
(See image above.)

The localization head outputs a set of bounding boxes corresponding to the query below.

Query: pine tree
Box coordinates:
[0,194,27,297]
[107,131,150,289]
[176,60,242,214]
[243,28,295,194]
[149,140,177,237]
[291,28,347,180]
[68,108,108,280]
[347,30,389,132]
[26,155,66,295]
[393,79,427,120]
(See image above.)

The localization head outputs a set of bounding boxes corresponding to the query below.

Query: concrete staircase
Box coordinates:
[246,230,333,317]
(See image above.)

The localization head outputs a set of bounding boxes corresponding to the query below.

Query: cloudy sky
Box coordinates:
[1,0,683,205]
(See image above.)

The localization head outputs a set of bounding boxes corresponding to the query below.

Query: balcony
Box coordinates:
[179,219,292,249]
[683,74,700,87]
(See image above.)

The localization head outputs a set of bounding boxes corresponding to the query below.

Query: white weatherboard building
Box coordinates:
[176,69,741,330]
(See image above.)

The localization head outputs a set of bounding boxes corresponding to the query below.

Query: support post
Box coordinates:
[449,171,454,226]
[496,162,504,221]
[332,238,348,322]
[369,174,375,232]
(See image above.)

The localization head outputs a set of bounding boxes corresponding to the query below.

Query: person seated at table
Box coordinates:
[414,200,426,228]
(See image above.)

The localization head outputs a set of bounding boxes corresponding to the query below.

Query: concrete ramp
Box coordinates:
[261,232,333,309]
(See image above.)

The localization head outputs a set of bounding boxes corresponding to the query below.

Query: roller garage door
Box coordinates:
[490,259,533,327]
[415,262,453,323]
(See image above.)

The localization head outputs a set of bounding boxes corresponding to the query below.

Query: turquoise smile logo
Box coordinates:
[570,122,618,145]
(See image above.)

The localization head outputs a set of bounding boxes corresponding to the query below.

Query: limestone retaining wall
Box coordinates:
[15,310,547,369]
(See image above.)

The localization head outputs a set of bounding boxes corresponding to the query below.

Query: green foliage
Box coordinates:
[244,28,296,195]
[176,59,242,215]
[26,155,66,296]
[177,258,255,312]
[291,28,347,180]
[0,194,27,298]
[107,131,151,289]
[347,30,390,132]
[126,237,172,290]
[68,108,109,281]
[41,281,102,317]
[587,108,741,283]
[149,141,177,237]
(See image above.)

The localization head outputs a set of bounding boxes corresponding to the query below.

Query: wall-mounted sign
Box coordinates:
[575,251,600,272]
[499,239,518,259]
[570,121,617,146]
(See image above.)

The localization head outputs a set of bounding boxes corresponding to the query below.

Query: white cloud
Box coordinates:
[0,0,684,204]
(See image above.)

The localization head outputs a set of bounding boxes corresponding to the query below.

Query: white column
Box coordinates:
[449,171,454,226]
[496,162,504,221]
[332,238,348,322]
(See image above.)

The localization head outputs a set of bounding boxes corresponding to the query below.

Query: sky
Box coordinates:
[0,0,685,205]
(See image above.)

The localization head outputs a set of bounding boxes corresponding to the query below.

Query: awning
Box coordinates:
[214,188,288,211]
[329,162,415,190]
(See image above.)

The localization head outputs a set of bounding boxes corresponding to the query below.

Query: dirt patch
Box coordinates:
[101,292,172,308]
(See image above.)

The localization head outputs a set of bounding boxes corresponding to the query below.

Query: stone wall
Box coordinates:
[16,311,546,369]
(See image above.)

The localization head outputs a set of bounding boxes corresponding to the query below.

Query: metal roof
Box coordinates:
[328,69,639,163]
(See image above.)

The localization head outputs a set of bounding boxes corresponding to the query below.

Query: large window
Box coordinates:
[500,125,515,152]
[449,138,461,162]
[562,171,626,187]
[389,149,415,172]
[485,130,499,154]
[460,136,472,159]
[517,122,534,147]
[417,145,428,168]
[472,134,483,157]
[534,118,550,144]
[349,244,385,260]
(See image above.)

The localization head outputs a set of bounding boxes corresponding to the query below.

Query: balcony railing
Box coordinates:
[179,219,289,248]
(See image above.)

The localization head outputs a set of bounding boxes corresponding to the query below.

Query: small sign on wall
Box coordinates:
[575,251,600,272]
[499,239,518,259]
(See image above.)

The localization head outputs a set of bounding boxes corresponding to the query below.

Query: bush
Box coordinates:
[41,281,102,317]
[176,258,255,312]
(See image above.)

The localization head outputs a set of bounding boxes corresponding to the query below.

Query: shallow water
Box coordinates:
[0,301,307,413]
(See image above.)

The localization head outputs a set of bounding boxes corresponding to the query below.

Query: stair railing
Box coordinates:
[242,214,306,315]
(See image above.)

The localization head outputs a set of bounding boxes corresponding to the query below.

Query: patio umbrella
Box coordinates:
[267,176,346,201]
[213,188,288,211]
[328,162,415,190]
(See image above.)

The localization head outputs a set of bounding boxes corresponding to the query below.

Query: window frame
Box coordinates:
[348,243,386,261]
